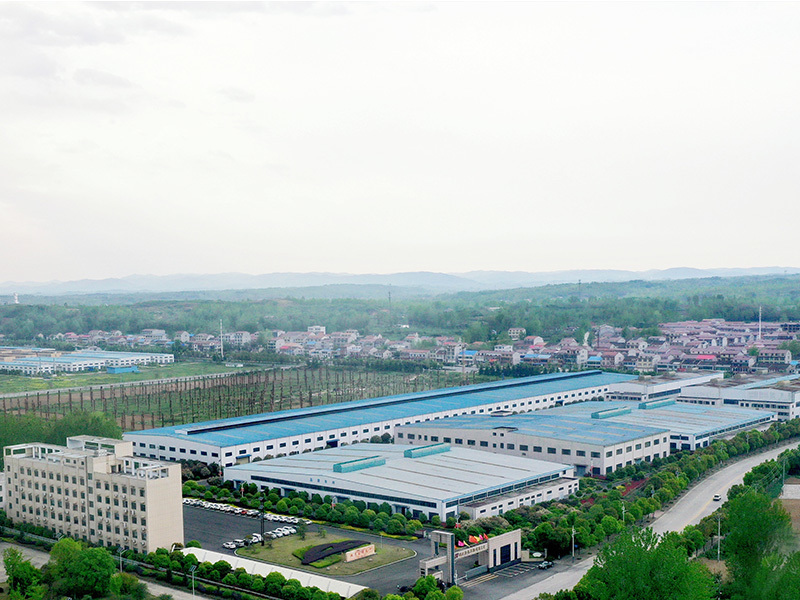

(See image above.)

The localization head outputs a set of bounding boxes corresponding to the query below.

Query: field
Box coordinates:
[238,534,415,575]
[0,366,476,431]
[0,361,248,395]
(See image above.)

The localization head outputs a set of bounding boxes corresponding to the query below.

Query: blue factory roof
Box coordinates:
[126,370,634,448]
[547,400,774,437]
[399,412,668,446]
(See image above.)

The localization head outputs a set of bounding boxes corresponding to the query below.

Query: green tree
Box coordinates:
[578,527,714,600]
[724,492,792,598]
[444,586,464,600]
[3,547,41,596]
[46,540,117,599]
[412,575,439,600]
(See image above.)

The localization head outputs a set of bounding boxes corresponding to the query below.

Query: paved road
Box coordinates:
[500,441,800,600]
[651,442,797,534]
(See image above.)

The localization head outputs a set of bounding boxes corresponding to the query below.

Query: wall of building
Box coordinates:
[2,438,182,553]
[395,426,669,476]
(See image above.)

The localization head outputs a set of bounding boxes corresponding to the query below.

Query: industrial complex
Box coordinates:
[224,443,577,520]
[124,370,634,467]
[397,398,774,473]
[678,373,800,420]
[0,347,174,375]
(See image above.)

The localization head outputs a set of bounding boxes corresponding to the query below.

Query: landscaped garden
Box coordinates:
[238,530,415,576]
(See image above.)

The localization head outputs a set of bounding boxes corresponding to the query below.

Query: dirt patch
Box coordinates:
[696,557,728,579]
[781,499,800,534]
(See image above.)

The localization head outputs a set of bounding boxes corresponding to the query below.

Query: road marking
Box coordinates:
[461,573,497,587]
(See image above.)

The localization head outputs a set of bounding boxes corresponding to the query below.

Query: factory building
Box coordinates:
[605,372,724,402]
[125,371,634,467]
[679,374,800,420]
[397,412,670,476]
[225,443,577,521]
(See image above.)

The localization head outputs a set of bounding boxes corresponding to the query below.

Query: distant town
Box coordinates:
[2,317,798,377]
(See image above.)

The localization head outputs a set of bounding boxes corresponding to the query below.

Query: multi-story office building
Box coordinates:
[2,436,182,553]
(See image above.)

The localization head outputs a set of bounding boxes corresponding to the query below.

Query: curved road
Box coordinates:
[502,440,800,600]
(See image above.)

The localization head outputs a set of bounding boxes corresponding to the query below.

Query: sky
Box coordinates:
[2,1,800,283]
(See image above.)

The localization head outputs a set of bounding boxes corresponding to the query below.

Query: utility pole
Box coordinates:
[260,497,265,545]
[717,515,721,562]
[220,319,225,361]
[571,526,576,562]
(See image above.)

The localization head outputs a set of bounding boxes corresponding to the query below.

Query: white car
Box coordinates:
[222,541,237,549]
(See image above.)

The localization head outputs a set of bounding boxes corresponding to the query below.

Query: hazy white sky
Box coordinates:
[3,1,800,282]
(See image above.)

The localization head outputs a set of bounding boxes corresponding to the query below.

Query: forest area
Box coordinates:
[1,274,799,344]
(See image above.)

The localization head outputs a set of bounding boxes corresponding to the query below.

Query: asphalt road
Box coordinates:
[500,440,800,600]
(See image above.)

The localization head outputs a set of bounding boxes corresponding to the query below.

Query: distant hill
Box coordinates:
[1,266,798,299]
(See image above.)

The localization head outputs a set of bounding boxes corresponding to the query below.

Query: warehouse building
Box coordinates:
[398,398,775,472]
[397,413,670,476]
[549,399,775,451]
[124,370,634,467]
[2,436,183,553]
[224,443,577,521]
[606,372,724,402]
[679,374,800,420]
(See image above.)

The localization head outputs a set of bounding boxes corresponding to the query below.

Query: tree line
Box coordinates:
[3,274,800,344]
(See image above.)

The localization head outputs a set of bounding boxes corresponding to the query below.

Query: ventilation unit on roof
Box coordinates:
[591,406,632,419]
[639,399,676,410]
[403,443,451,459]
[333,456,386,473]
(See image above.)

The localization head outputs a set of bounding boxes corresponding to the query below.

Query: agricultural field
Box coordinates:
[238,534,414,575]
[0,361,249,395]
[0,366,477,431]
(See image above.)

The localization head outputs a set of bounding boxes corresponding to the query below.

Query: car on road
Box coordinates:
[538,561,554,570]
[713,494,722,501]
[222,541,237,549]
[233,539,246,547]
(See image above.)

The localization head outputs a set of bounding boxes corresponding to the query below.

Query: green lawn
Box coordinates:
[237,534,415,576]
[0,362,255,394]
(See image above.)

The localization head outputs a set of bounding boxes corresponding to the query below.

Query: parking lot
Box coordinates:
[182,501,309,555]
[181,503,563,597]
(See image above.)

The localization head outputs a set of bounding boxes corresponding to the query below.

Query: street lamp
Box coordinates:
[117,547,124,573]
[190,565,197,600]
[259,497,265,546]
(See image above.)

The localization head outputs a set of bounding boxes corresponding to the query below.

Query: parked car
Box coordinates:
[233,539,246,547]
[538,561,554,570]
[222,541,237,549]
